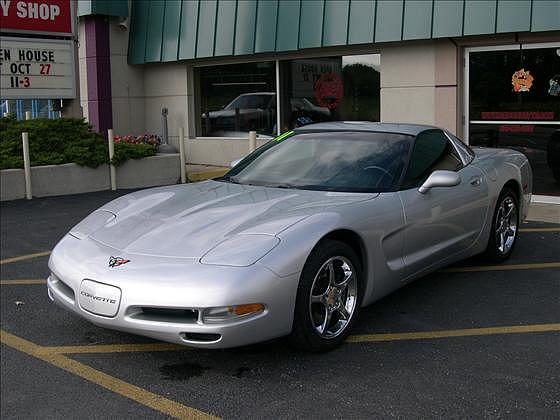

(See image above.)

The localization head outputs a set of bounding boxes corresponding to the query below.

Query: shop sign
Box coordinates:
[511,68,534,92]
[0,0,73,36]
[499,125,534,133]
[291,58,342,99]
[481,111,555,120]
[0,36,76,99]
[314,72,344,110]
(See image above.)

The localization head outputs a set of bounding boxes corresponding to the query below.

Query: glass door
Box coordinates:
[465,43,560,197]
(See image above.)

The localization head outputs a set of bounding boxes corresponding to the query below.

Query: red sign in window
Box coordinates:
[0,0,73,35]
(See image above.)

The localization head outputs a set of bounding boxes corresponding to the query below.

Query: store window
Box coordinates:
[279,54,380,131]
[1,99,61,120]
[468,45,560,196]
[196,61,276,137]
[195,54,381,138]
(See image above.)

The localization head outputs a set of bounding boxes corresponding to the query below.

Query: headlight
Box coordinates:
[200,234,280,266]
[69,210,116,239]
[202,303,265,323]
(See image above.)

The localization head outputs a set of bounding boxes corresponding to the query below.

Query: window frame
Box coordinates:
[399,129,465,190]
[444,130,475,166]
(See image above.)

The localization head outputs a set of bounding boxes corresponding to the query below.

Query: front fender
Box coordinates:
[258,212,342,278]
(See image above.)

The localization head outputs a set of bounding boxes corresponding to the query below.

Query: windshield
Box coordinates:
[218,131,414,192]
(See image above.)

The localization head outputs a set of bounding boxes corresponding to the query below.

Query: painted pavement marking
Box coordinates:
[519,227,560,233]
[42,342,186,355]
[443,261,560,273]
[0,251,50,265]
[14,323,560,354]
[2,260,558,286]
[0,279,47,285]
[0,330,217,420]
[0,226,556,266]
[346,323,560,343]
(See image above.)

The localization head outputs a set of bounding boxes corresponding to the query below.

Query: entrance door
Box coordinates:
[465,43,560,198]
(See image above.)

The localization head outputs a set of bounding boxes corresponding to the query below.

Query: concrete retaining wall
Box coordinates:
[0,169,26,201]
[117,154,180,189]
[0,153,181,201]
[31,163,110,198]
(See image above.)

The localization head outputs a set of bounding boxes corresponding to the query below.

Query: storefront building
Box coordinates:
[73,0,559,199]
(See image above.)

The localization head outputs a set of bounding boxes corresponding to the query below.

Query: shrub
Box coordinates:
[0,116,157,169]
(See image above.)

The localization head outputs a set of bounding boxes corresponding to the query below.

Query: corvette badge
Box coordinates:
[108,256,130,268]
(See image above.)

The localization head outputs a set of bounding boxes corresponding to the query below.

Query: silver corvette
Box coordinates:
[47,122,532,351]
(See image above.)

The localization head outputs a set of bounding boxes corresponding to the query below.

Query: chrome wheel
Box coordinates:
[495,195,518,255]
[309,256,358,339]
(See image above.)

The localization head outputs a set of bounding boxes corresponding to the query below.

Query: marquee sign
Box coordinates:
[0,36,76,99]
[0,0,73,36]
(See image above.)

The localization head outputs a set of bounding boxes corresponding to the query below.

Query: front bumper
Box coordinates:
[47,235,300,349]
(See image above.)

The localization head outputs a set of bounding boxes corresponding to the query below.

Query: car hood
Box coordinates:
[81,180,377,258]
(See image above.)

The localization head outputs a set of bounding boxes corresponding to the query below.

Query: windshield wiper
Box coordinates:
[214,176,241,184]
[267,183,302,189]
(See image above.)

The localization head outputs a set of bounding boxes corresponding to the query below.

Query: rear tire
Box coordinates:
[483,187,519,262]
[290,240,362,352]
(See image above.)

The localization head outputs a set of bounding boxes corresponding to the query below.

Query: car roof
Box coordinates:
[293,121,440,136]
[238,92,276,96]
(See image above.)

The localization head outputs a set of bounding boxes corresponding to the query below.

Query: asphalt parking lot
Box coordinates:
[1,190,559,419]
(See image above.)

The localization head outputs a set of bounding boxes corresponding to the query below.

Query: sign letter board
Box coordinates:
[0,36,76,99]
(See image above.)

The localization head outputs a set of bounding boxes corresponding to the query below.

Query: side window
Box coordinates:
[402,130,463,188]
[445,131,475,164]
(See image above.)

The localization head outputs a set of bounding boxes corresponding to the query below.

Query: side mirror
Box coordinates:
[418,170,461,194]
[230,157,244,168]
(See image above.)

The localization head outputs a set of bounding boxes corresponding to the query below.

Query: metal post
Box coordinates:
[158,107,176,153]
[108,129,117,190]
[275,60,281,135]
[22,132,32,199]
[249,130,257,153]
[161,107,168,145]
[25,111,31,120]
[179,127,187,184]
[235,108,240,132]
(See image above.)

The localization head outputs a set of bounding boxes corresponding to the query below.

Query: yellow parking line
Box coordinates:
[0,330,217,420]
[25,323,560,355]
[42,342,186,355]
[0,279,47,285]
[0,251,50,265]
[346,323,560,343]
[0,226,555,265]
[519,227,560,232]
[443,261,560,273]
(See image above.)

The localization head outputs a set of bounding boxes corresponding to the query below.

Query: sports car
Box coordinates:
[47,122,532,352]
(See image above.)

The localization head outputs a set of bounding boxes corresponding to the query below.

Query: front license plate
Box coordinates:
[79,279,121,317]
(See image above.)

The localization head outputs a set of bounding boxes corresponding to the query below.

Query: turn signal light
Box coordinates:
[202,303,265,323]
[232,303,265,315]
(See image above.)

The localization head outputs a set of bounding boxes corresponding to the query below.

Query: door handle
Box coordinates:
[470,177,482,186]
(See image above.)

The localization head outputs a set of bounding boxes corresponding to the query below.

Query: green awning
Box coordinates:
[128,0,560,65]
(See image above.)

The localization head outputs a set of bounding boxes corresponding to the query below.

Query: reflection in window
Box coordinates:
[280,54,380,131]
[197,62,276,137]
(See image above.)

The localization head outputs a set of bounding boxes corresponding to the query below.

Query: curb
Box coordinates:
[188,169,228,182]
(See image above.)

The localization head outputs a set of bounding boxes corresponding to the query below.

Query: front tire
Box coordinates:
[483,187,519,262]
[290,240,362,352]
